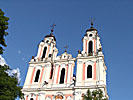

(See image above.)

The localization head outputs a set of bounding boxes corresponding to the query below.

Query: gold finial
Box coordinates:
[50,24,56,32]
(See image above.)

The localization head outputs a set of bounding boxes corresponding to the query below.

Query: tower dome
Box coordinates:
[45,33,56,41]
[86,26,97,32]
[86,21,97,32]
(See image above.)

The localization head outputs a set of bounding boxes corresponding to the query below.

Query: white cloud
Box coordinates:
[12,68,21,82]
[0,55,7,66]
[0,56,21,83]
[6,68,21,83]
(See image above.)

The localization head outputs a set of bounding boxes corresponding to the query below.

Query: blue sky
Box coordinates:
[1,0,133,100]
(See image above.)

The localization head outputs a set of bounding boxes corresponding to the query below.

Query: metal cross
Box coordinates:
[64,45,68,52]
[50,24,56,32]
[89,18,96,27]
[50,24,56,29]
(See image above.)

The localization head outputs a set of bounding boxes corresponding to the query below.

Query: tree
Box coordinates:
[83,89,93,100]
[0,65,23,100]
[0,9,23,100]
[0,9,9,54]
[83,89,108,100]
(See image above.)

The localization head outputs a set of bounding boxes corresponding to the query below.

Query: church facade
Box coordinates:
[22,23,108,100]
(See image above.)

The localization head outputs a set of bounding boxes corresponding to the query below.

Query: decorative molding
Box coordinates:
[86,60,94,64]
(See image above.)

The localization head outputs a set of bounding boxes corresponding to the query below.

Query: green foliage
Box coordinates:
[0,65,24,100]
[0,9,9,54]
[83,89,93,100]
[0,9,23,100]
[83,89,108,100]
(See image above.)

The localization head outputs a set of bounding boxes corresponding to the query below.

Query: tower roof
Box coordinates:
[86,20,97,32]
[45,33,56,41]
[86,27,97,32]
[45,24,56,41]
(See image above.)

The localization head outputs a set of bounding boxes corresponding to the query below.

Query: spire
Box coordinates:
[64,45,68,52]
[89,18,95,28]
[50,24,56,41]
[45,24,56,41]
[50,24,56,33]
[91,20,93,28]
[86,19,97,32]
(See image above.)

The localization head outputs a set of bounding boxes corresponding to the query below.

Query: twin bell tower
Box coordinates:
[22,22,108,100]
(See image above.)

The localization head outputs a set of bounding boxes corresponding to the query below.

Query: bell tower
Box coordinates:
[22,22,108,100]
[23,26,58,89]
[22,25,75,100]
[36,28,57,62]
[75,22,108,99]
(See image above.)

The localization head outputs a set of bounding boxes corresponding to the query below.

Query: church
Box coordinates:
[22,22,108,100]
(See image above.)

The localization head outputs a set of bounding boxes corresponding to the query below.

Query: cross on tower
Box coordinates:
[89,18,96,27]
[64,45,68,52]
[50,24,56,32]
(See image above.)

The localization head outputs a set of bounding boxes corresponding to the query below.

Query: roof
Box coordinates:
[45,33,56,41]
[86,27,97,32]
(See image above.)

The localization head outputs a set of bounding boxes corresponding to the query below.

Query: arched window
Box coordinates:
[88,41,93,54]
[49,54,52,57]
[87,65,92,78]
[30,98,34,100]
[50,64,54,79]
[34,69,40,82]
[42,47,47,59]
[59,68,65,84]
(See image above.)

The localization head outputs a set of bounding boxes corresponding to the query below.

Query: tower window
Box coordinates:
[87,65,92,78]
[30,98,34,100]
[59,68,65,84]
[50,64,54,79]
[88,41,93,54]
[46,40,49,43]
[34,69,40,82]
[49,54,52,57]
[42,47,47,59]
[89,34,92,37]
